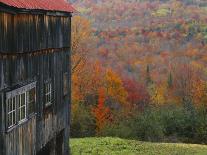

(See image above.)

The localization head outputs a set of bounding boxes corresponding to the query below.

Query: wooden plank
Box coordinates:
[0,10,71,155]
[0,13,71,54]
[4,116,36,155]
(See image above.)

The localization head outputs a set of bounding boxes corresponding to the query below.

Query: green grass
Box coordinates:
[70,137,207,155]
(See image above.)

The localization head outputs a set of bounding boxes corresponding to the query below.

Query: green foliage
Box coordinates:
[101,118,137,139]
[71,0,207,147]
[70,137,207,155]
[70,102,96,138]
[101,108,165,141]
[194,107,207,143]
[99,105,207,144]
[134,108,165,142]
[159,105,196,142]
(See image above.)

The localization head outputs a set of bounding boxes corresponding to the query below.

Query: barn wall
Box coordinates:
[0,93,4,155]
[36,50,70,152]
[4,116,36,155]
[0,12,70,53]
[0,49,70,154]
[0,11,71,155]
[0,59,4,136]
[0,54,5,155]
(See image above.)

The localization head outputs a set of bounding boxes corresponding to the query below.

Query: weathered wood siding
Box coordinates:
[0,50,70,155]
[5,116,36,155]
[0,10,71,155]
[0,12,70,53]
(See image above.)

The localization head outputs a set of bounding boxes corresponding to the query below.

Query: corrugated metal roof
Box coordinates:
[0,0,75,13]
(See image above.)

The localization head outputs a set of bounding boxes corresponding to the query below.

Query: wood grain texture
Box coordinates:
[0,7,71,155]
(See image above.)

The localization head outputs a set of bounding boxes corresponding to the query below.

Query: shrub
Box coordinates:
[194,106,207,144]
[135,108,165,142]
[70,102,96,138]
[101,104,207,144]
[158,104,196,143]
[71,101,207,144]
[101,108,165,141]
[101,117,137,139]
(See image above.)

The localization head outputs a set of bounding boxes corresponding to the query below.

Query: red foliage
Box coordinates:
[92,88,111,134]
[123,78,149,108]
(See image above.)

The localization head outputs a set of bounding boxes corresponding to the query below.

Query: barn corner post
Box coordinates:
[0,89,4,155]
[64,12,72,155]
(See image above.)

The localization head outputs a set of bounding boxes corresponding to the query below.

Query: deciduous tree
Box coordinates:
[92,88,111,134]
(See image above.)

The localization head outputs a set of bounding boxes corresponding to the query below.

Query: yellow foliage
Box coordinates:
[150,84,166,105]
[104,69,128,104]
[72,15,93,74]
[192,79,207,106]
[152,8,170,17]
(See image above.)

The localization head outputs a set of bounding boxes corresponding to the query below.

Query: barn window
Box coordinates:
[45,82,52,107]
[7,97,16,128]
[18,93,27,122]
[6,82,36,129]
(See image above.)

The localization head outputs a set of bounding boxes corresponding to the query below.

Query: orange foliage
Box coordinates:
[92,88,111,134]
[105,69,128,104]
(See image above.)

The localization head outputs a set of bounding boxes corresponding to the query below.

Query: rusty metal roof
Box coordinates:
[0,0,75,13]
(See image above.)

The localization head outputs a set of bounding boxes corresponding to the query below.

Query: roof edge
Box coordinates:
[0,0,76,14]
[0,3,73,16]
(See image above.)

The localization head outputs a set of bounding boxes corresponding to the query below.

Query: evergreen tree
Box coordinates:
[146,64,152,86]
[167,72,173,88]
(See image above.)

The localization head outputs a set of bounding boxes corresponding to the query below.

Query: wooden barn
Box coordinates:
[0,0,74,154]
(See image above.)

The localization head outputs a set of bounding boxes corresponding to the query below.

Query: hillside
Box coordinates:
[70,137,207,155]
[72,0,207,81]
[70,0,207,145]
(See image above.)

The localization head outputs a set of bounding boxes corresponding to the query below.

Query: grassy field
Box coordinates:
[70,137,207,155]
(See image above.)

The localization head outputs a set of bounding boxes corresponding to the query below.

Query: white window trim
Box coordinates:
[6,82,36,99]
[45,82,52,107]
[7,97,16,129]
[6,82,36,129]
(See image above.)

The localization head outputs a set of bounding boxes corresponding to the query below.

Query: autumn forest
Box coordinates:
[70,0,207,144]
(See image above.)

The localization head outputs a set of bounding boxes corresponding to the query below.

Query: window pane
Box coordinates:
[12,97,15,111]
[18,95,20,108]
[7,99,10,113]
[6,83,37,129]
[7,113,10,127]
[12,111,16,125]
[21,93,25,106]
[22,106,25,119]
[49,84,51,92]
[19,93,26,121]
[8,113,11,127]
[7,97,16,128]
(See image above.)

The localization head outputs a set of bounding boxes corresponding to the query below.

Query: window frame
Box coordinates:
[5,82,36,130]
[45,81,52,108]
[7,96,17,129]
